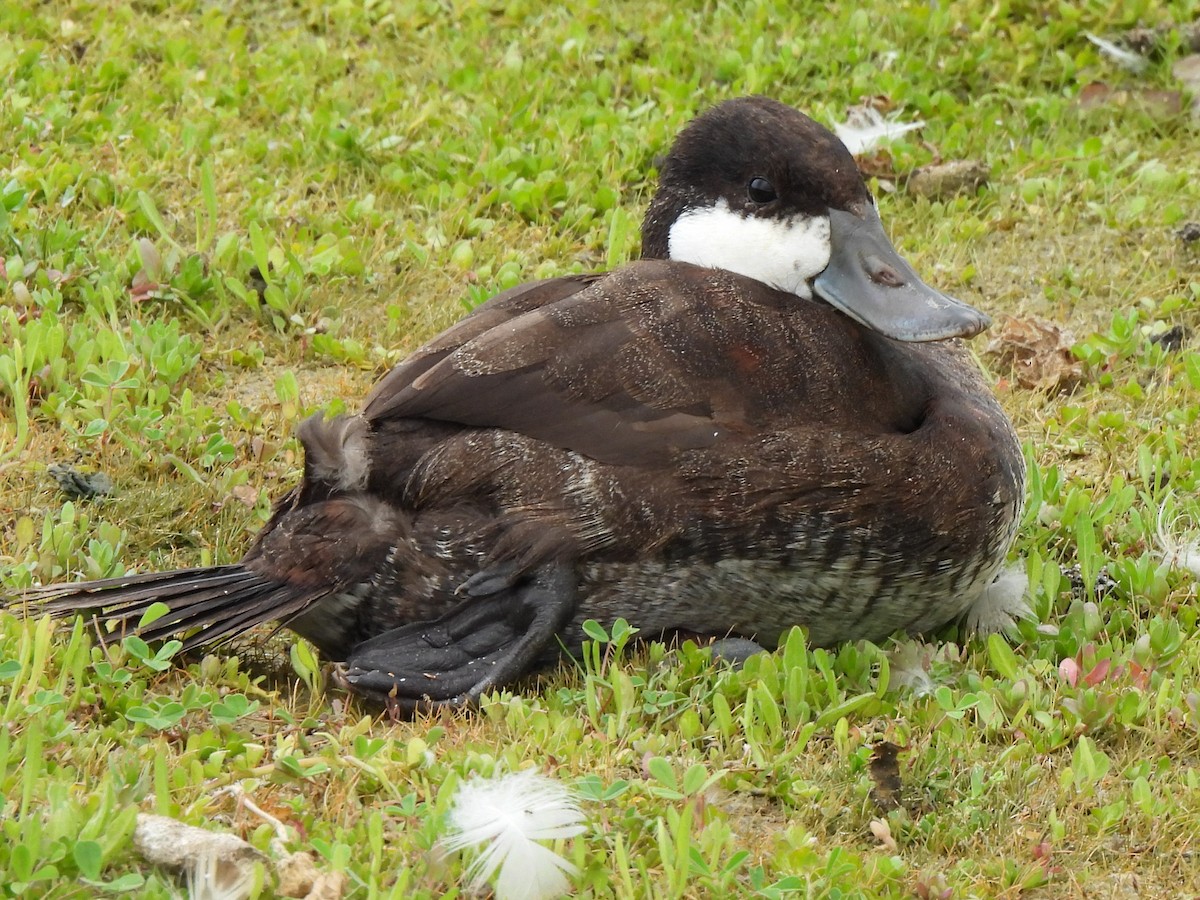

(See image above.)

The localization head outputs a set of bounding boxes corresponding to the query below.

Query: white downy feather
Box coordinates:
[1085,33,1149,74]
[444,769,587,900]
[832,107,924,154]
[1154,499,1200,577]
[962,561,1032,635]
[886,640,938,697]
[184,852,254,900]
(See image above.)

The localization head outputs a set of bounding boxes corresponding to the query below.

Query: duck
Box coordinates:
[12,97,1025,713]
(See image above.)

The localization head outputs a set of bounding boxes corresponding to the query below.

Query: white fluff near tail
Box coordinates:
[444,769,587,900]
[963,561,1032,635]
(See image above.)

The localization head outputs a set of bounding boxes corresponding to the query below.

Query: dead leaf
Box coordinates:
[869,817,899,852]
[1174,54,1200,118]
[231,484,260,508]
[855,148,899,181]
[1076,81,1184,117]
[868,741,904,813]
[278,851,321,898]
[907,160,989,199]
[137,237,163,281]
[1174,54,1200,90]
[1059,657,1080,687]
[985,315,1084,394]
[1083,657,1113,687]
[129,269,161,301]
[304,872,348,900]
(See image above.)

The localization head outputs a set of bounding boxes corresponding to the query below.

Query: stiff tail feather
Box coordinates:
[11,566,325,650]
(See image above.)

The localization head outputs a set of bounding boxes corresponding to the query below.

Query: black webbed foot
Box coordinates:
[705,637,767,669]
[455,563,521,598]
[336,561,576,714]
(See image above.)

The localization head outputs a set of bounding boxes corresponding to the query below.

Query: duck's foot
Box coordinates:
[705,637,767,668]
[667,630,768,669]
[336,561,576,715]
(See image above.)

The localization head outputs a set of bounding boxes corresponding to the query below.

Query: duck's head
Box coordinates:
[640,96,989,342]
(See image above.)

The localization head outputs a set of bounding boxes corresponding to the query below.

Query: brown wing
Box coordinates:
[362,261,750,466]
[363,259,932,468]
[363,273,604,418]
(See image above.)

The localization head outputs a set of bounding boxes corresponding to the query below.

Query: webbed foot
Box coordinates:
[336,561,576,714]
[705,637,767,668]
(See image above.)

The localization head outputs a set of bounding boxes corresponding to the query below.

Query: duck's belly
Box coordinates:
[570,549,1006,648]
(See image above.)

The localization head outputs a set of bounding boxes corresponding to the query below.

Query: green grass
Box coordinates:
[3,0,1200,896]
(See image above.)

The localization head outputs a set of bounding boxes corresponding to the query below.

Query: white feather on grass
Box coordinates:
[444,769,587,900]
[887,640,938,697]
[1154,499,1200,578]
[134,814,261,900]
[183,852,255,900]
[962,562,1032,636]
[832,107,924,155]
[1085,33,1149,74]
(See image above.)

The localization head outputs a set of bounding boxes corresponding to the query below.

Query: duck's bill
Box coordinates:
[813,206,990,342]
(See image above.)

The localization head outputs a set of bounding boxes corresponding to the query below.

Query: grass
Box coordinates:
[2,0,1200,896]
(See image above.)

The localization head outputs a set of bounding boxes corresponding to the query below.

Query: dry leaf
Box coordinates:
[907,160,989,199]
[1174,55,1200,118]
[231,484,260,508]
[855,148,900,181]
[130,269,161,301]
[869,817,899,853]
[985,315,1084,394]
[137,237,163,281]
[1076,81,1184,118]
[304,872,348,900]
[1174,54,1200,90]
[277,851,322,898]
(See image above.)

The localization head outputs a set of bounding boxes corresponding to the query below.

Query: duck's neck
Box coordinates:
[639,192,685,261]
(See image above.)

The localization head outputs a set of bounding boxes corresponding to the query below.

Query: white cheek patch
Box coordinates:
[667,199,832,298]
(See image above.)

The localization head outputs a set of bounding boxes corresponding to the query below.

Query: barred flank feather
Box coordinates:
[13,566,322,650]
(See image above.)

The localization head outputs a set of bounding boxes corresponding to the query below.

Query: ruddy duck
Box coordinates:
[14,97,1025,712]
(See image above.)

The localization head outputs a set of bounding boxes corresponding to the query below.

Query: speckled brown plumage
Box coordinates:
[11,97,1025,711]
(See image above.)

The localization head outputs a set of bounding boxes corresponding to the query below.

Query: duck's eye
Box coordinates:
[747,176,777,204]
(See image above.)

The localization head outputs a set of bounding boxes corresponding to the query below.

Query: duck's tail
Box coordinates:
[12,413,406,654]
[10,565,322,651]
